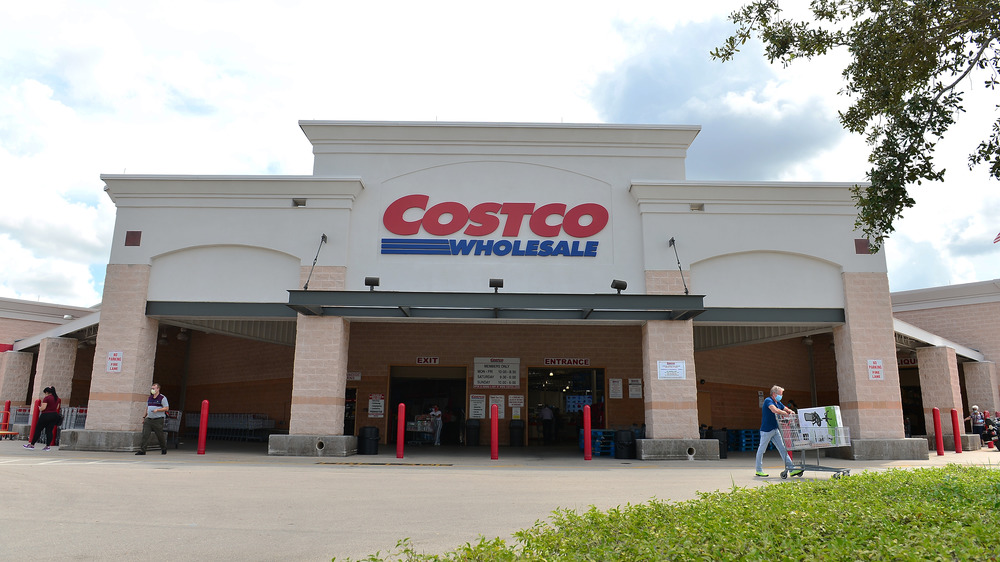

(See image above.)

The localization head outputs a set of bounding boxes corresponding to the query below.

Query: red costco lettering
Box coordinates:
[382,194,608,238]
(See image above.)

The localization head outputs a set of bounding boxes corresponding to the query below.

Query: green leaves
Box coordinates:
[712,0,1000,251]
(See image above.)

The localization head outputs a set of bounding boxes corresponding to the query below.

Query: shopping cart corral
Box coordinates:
[777,415,851,479]
[185,413,276,442]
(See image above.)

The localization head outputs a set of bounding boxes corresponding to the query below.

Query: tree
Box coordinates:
[712,1,1000,251]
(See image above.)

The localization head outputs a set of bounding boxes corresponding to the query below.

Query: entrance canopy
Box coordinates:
[286,290,705,321]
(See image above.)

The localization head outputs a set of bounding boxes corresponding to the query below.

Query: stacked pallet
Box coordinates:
[579,429,616,456]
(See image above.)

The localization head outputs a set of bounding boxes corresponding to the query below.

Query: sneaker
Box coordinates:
[42,447,51,451]
[789,469,804,477]
[135,451,146,455]
[754,471,768,477]
[161,449,167,455]
[23,444,34,450]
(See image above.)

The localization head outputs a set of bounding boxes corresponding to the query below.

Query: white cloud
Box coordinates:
[0,0,997,306]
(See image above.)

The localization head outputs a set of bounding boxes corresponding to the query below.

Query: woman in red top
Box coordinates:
[24,386,60,451]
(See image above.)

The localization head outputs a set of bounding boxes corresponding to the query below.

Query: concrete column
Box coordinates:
[834,273,905,439]
[288,314,349,435]
[916,346,963,436]
[85,264,159,432]
[636,319,712,459]
[963,362,999,415]
[0,351,34,405]
[32,337,78,405]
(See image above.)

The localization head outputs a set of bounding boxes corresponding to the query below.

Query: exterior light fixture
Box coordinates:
[489,278,504,293]
[364,277,380,291]
[611,279,627,294]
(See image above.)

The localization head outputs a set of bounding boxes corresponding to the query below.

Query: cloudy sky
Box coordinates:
[1,1,997,307]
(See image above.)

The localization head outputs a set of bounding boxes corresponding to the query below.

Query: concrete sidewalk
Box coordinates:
[2,440,997,560]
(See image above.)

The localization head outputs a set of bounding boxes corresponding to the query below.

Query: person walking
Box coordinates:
[136,383,169,455]
[429,405,443,446]
[23,386,61,451]
[966,405,985,442]
[755,385,803,477]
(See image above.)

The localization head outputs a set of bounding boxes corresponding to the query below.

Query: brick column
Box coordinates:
[0,351,33,405]
[963,362,998,415]
[288,314,349,435]
[86,264,159,432]
[641,319,698,439]
[32,337,78,406]
[833,272,905,439]
[916,346,963,436]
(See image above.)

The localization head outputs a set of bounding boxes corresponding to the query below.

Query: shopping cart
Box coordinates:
[777,415,851,479]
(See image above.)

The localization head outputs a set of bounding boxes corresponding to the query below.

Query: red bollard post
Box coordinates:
[490,404,499,460]
[29,399,41,444]
[933,407,944,456]
[396,403,406,459]
[583,405,592,460]
[197,400,209,455]
[2,400,10,431]
[951,408,963,453]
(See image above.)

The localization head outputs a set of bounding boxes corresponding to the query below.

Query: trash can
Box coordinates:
[466,419,480,446]
[711,429,728,459]
[358,426,379,455]
[614,429,636,459]
[509,420,525,447]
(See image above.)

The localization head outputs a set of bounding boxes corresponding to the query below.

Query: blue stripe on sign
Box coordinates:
[381,238,453,255]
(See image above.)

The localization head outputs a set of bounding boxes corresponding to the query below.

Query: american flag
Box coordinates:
[995,232,1000,244]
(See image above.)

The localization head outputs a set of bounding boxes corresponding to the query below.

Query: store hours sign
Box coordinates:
[473,357,520,389]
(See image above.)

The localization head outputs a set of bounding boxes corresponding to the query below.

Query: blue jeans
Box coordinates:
[755,428,794,472]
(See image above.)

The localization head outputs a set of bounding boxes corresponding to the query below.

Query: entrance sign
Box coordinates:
[368,394,385,418]
[544,358,591,366]
[469,394,486,419]
[867,359,884,381]
[106,351,124,373]
[473,357,520,388]
[657,360,686,380]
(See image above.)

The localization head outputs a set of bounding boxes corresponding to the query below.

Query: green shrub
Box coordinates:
[340,465,1000,561]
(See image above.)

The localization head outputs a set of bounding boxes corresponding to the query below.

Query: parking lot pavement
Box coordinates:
[2,440,997,560]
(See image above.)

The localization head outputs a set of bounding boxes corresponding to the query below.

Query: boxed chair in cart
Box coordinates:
[777,408,851,479]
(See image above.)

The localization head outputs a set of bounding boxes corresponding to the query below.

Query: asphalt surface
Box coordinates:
[2,439,997,561]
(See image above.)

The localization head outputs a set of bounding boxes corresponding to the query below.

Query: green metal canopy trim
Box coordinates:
[286,290,706,321]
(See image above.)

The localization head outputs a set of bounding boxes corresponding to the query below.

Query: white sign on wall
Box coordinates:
[657,360,686,380]
[368,393,385,418]
[609,378,623,399]
[473,357,520,388]
[867,359,884,381]
[106,351,124,373]
[347,371,362,381]
[489,395,506,419]
[508,394,525,407]
[470,394,486,419]
[628,378,643,399]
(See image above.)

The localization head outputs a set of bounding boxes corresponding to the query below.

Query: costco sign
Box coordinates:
[381,194,608,257]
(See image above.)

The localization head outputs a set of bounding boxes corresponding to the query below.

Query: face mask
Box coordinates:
[151,389,157,395]
[775,394,783,401]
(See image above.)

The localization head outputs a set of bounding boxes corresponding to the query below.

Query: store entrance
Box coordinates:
[527,367,605,447]
[388,366,466,446]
